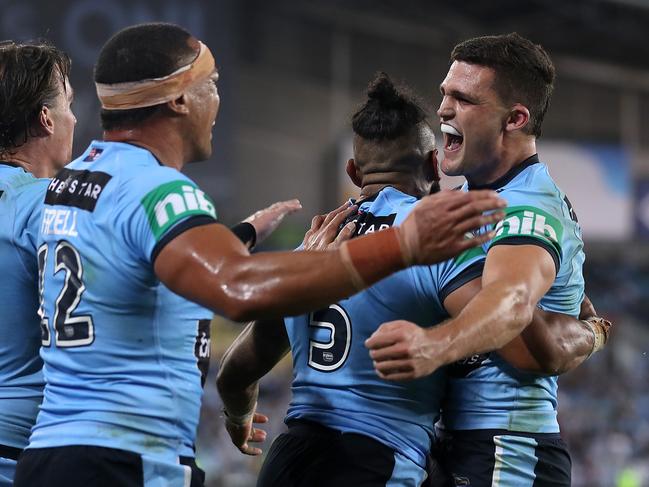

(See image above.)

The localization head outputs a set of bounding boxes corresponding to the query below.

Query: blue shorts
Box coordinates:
[14,445,204,487]
[439,429,571,487]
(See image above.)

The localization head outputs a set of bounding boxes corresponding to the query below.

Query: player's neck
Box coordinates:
[466,138,537,187]
[360,173,428,199]
[103,122,186,171]
[2,143,55,178]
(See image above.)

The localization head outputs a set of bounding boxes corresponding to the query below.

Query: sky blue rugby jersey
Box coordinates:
[442,155,585,434]
[285,187,486,469]
[0,164,48,450]
[31,141,214,460]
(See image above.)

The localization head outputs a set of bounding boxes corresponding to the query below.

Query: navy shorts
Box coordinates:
[257,419,427,487]
[14,445,205,487]
[438,429,571,487]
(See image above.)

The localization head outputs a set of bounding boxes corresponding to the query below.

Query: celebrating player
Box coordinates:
[13,23,506,487]
[216,72,609,487]
[0,41,75,486]
[367,33,608,485]
[0,36,304,487]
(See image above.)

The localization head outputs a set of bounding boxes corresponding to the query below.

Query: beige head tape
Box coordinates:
[95,41,215,110]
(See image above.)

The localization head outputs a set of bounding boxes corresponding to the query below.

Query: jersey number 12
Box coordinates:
[38,241,95,348]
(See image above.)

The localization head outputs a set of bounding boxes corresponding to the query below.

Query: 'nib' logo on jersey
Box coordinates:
[153,186,214,227]
[142,180,217,240]
[492,205,563,246]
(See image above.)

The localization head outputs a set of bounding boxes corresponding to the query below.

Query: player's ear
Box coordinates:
[505,103,530,132]
[36,105,55,136]
[346,158,362,188]
[427,149,440,183]
[424,150,441,194]
[167,93,190,116]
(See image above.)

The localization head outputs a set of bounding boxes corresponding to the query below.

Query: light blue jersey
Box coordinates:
[0,164,48,455]
[31,141,214,461]
[443,155,585,433]
[285,187,485,475]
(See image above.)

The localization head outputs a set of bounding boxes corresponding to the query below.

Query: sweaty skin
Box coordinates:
[154,190,506,322]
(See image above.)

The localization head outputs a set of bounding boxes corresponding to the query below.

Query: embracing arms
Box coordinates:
[367,244,610,379]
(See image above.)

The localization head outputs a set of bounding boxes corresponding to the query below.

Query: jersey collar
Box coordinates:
[350,190,381,207]
[0,160,22,169]
[467,154,540,191]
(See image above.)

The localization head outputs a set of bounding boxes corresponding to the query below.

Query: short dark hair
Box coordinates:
[94,22,197,130]
[0,41,70,158]
[352,72,428,141]
[451,32,555,137]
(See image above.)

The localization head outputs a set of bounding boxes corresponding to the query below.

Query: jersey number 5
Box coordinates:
[38,241,95,348]
[308,304,352,372]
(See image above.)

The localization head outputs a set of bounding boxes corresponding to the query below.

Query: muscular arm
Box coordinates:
[216,318,290,417]
[154,223,380,321]
[155,190,505,322]
[369,247,604,379]
[430,244,556,366]
[498,294,610,375]
[497,310,592,375]
[443,273,595,375]
[367,244,557,379]
[216,318,290,454]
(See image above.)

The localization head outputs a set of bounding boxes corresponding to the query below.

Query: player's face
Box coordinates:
[47,76,76,171]
[437,61,511,179]
[187,70,220,162]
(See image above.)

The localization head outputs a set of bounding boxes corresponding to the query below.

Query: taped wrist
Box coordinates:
[583,317,611,357]
[222,402,256,426]
[339,227,408,291]
[230,222,257,249]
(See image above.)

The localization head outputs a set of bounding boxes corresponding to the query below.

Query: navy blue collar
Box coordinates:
[0,160,22,169]
[468,154,540,190]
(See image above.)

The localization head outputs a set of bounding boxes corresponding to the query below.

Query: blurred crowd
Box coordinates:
[562,246,649,486]
[194,246,649,487]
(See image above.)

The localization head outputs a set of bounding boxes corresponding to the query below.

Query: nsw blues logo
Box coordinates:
[83,147,104,162]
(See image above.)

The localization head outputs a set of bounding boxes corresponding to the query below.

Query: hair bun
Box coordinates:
[351,72,427,141]
[367,72,401,107]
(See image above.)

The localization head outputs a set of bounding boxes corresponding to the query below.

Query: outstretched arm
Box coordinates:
[233,198,302,249]
[155,190,505,322]
[216,318,290,455]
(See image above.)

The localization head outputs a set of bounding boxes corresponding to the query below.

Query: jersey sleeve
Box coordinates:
[120,169,218,265]
[488,186,564,273]
[436,246,486,303]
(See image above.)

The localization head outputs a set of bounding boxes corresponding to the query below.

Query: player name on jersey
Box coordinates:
[41,208,78,237]
[45,169,112,211]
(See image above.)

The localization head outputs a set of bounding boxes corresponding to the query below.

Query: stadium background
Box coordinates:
[3,0,649,485]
